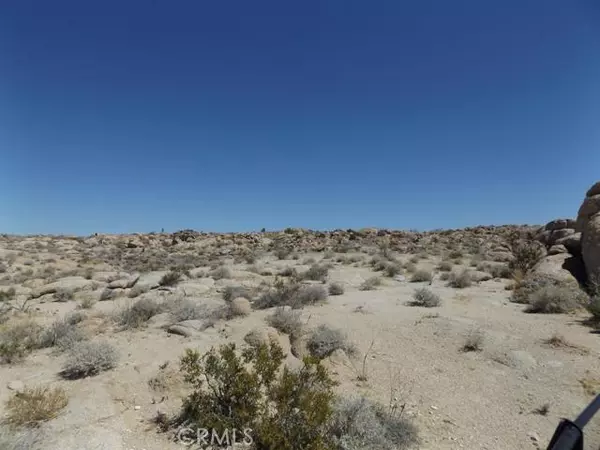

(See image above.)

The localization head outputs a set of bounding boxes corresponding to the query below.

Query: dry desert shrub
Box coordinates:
[61,341,118,379]
[114,298,164,329]
[4,386,68,427]
[410,270,432,283]
[166,297,210,322]
[384,263,402,278]
[525,286,586,314]
[267,307,303,338]
[329,397,419,450]
[39,315,86,351]
[462,329,484,352]
[409,288,441,307]
[359,276,382,291]
[222,285,252,303]
[448,269,473,288]
[307,324,356,359]
[0,319,43,364]
[209,265,232,280]
[301,264,329,282]
[329,282,345,296]
[437,261,453,272]
[159,270,182,287]
[255,279,327,309]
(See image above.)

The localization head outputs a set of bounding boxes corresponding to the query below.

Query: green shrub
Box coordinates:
[410,270,432,283]
[307,325,356,359]
[176,342,337,450]
[409,288,441,307]
[502,234,545,276]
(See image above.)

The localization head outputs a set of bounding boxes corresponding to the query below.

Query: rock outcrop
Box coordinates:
[536,219,580,256]
[577,181,600,281]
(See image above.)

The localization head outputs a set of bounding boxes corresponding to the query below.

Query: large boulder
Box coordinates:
[31,276,97,299]
[536,219,579,256]
[534,254,586,287]
[576,181,600,281]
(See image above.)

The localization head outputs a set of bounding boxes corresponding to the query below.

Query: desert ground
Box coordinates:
[0,224,599,450]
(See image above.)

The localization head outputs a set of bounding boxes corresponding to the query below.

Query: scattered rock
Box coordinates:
[548,244,568,255]
[167,319,212,337]
[31,276,97,298]
[108,275,139,289]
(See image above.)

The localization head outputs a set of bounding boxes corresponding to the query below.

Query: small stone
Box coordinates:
[134,405,141,411]
[7,380,25,393]
[528,431,540,443]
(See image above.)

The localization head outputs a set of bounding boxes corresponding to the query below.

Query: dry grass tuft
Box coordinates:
[4,386,68,427]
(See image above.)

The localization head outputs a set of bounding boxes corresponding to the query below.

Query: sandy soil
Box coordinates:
[0,234,599,450]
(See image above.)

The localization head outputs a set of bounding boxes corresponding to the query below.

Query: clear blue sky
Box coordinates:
[2,1,599,235]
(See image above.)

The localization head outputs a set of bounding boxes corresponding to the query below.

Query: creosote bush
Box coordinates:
[4,386,68,427]
[409,288,441,307]
[175,342,337,450]
[502,233,545,276]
